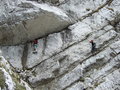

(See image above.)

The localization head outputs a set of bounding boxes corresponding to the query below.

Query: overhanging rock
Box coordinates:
[0,2,72,45]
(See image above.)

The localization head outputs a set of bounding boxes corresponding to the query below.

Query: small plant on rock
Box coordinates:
[0,69,5,89]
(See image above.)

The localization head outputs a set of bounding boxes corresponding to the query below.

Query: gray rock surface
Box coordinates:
[0,0,120,90]
[0,0,72,45]
[0,55,32,90]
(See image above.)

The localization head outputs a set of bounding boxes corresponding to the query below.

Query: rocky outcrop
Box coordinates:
[0,51,32,90]
[1,23,119,90]
[0,0,72,45]
[28,24,120,90]
[0,0,120,90]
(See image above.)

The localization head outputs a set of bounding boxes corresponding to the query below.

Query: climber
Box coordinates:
[89,40,96,53]
[32,39,38,53]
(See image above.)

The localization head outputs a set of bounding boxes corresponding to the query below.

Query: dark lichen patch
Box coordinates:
[94,80,105,88]
[0,57,2,61]
[79,77,85,82]
[0,69,5,89]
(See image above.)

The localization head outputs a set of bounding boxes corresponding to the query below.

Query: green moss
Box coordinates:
[94,80,105,88]
[86,8,90,11]
[0,57,2,61]
[79,77,85,82]
[94,82,100,87]
[0,56,26,90]
[12,76,26,90]
[0,69,5,89]
[15,84,26,90]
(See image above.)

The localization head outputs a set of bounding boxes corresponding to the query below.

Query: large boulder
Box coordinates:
[0,1,72,45]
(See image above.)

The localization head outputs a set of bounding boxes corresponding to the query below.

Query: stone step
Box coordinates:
[65,40,120,89]
[25,22,94,69]
[28,58,60,87]
[25,24,113,69]
[90,54,120,83]
[81,54,120,89]
[57,30,117,76]
[94,69,120,90]
[82,47,114,75]
[81,41,120,88]
[48,65,82,90]
[82,39,120,75]
[89,40,120,81]
[27,29,118,88]
[63,52,120,90]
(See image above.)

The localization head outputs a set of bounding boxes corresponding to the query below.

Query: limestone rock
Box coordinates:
[0,1,72,45]
[0,0,120,90]
[0,55,32,90]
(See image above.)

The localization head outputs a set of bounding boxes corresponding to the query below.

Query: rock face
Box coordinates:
[0,0,72,45]
[0,0,120,90]
[0,51,32,90]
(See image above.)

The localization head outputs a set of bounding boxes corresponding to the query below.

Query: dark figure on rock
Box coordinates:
[32,39,38,54]
[89,40,97,54]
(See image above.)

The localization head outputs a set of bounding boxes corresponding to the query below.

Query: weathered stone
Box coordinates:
[28,58,60,87]
[0,0,120,90]
[0,45,24,70]
[0,11,71,45]
[110,41,120,54]
[0,1,72,45]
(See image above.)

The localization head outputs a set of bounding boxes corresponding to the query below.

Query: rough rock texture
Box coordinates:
[0,0,120,90]
[0,0,72,45]
[0,51,32,90]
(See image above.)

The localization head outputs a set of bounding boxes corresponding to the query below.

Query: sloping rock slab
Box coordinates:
[0,2,72,45]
